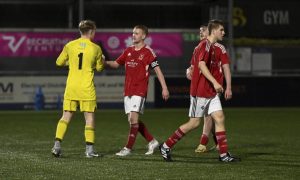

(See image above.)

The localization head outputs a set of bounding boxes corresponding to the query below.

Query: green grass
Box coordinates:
[0,108,300,179]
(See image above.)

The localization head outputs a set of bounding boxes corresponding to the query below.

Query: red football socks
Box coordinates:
[125,123,139,149]
[138,121,154,142]
[200,134,209,145]
[165,128,185,148]
[216,131,228,154]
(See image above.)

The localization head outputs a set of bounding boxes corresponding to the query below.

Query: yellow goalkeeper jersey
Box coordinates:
[56,37,104,101]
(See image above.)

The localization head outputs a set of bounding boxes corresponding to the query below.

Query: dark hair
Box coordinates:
[134,25,148,36]
[208,19,224,35]
[78,20,96,34]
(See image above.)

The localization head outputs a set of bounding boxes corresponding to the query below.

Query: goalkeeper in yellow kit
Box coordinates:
[51,20,104,158]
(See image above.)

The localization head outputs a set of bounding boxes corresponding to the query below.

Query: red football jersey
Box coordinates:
[116,45,158,97]
[190,39,230,98]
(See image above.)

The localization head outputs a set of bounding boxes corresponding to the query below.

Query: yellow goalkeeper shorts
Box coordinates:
[63,99,97,112]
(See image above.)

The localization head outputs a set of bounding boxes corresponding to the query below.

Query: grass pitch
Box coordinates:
[0,108,299,179]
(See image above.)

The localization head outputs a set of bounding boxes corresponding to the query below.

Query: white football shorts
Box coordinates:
[124,95,145,114]
[188,94,223,118]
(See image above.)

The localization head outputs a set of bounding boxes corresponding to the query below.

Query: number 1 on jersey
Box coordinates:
[78,53,83,70]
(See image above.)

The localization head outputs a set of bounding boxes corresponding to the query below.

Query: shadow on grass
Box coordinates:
[111,152,224,165]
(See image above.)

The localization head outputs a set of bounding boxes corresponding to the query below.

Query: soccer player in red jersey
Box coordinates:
[159,20,240,162]
[104,25,169,156]
[187,25,219,153]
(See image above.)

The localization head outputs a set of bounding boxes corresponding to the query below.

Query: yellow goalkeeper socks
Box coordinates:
[85,126,95,144]
[55,119,69,141]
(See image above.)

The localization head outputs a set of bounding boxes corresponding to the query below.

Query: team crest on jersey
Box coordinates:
[138,54,144,60]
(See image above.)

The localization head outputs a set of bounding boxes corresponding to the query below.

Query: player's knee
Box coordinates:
[128,117,138,124]
[128,112,139,124]
[188,118,200,129]
[85,119,94,126]
[180,120,196,133]
[61,112,73,122]
[214,114,225,124]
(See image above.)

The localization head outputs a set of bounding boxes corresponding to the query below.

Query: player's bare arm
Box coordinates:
[104,60,120,69]
[222,64,232,100]
[199,61,223,93]
[186,65,194,80]
[154,66,169,101]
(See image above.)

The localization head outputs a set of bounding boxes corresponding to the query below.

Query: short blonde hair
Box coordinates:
[208,19,224,35]
[78,20,96,35]
[134,25,149,36]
